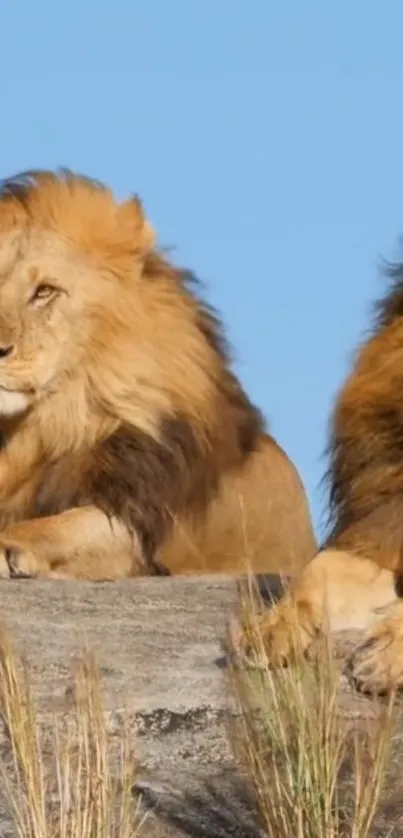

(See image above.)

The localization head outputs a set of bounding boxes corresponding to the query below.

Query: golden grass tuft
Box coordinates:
[0,626,145,838]
[228,578,400,838]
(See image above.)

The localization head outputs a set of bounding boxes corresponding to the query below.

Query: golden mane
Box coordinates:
[0,169,250,445]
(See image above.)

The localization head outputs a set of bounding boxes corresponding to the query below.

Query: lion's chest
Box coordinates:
[0,478,39,527]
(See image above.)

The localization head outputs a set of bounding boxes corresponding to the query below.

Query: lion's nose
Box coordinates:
[0,345,14,359]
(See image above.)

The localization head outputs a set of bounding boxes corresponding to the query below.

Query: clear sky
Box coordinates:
[2,0,403,538]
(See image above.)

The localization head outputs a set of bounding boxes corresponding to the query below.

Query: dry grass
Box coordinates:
[228,580,400,838]
[0,627,145,838]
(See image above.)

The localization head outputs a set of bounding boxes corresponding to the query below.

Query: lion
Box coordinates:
[237,257,403,695]
[0,168,317,584]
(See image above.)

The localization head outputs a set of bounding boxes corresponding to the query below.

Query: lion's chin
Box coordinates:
[0,389,30,418]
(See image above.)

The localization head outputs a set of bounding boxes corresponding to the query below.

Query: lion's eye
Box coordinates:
[30,284,58,305]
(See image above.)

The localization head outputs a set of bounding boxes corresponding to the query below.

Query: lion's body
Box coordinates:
[239,261,403,695]
[0,168,316,581]
[158,434,316,575]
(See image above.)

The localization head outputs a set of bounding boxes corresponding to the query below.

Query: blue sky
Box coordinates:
[2,0,403,538]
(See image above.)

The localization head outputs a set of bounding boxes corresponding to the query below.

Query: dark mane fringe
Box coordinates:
[143,251,267,449]
[321,429,360,548]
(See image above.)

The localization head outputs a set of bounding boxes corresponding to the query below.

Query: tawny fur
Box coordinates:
[237,260,403,694]
[0,168,317,581]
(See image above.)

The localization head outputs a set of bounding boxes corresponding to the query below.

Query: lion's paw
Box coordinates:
[348,602,403,695]
[231,598,319,669]
[0,542,44,580]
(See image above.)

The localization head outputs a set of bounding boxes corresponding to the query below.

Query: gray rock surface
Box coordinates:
[0,575,400,837]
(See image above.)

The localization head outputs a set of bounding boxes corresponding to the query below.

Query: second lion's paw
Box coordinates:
[230,598,319,669]
[348,602,403,695]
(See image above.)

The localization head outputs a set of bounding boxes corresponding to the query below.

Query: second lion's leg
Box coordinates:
[235,549,398,666]
[0,506,142,580]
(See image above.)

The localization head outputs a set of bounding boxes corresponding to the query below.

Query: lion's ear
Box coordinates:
[118,196,155,254]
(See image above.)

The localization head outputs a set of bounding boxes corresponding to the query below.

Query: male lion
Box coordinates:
[0,168,317,582]
[238,259,403,695]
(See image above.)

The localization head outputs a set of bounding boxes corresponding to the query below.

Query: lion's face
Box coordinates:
[0,172,158,420]
[0,229,111,418]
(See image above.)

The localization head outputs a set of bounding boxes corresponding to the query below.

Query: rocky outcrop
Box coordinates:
[0,576,400,837]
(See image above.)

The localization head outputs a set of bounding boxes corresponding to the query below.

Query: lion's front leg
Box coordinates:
[234,550,398,667]
[0,506,140,581]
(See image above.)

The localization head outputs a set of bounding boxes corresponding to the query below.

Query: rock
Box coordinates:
[0,575,400,837]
